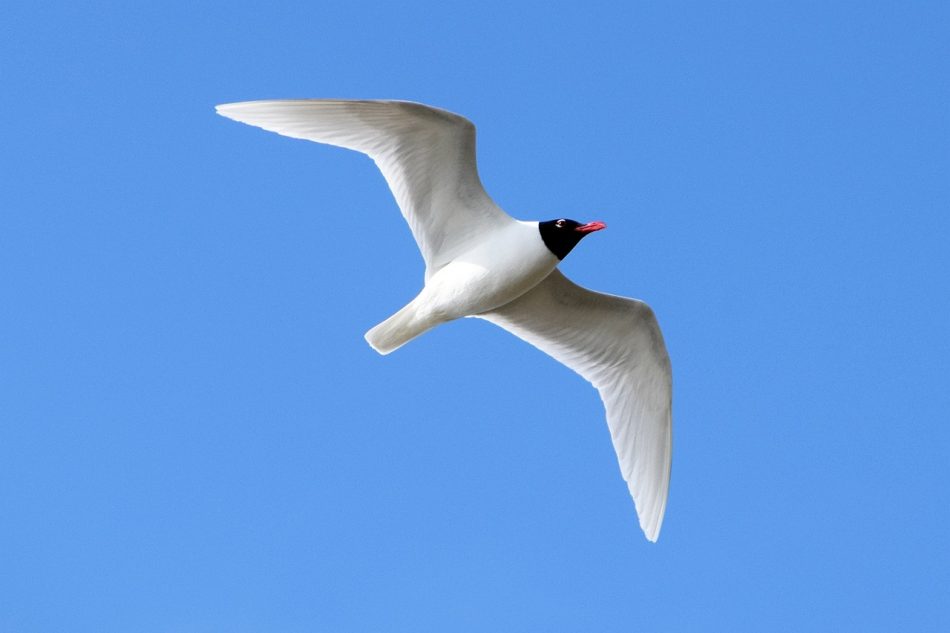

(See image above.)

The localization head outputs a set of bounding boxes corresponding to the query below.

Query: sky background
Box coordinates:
[2,1,948,631]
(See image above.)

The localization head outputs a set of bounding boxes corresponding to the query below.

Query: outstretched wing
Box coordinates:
[216,99,512,274]
[479,269,673,542]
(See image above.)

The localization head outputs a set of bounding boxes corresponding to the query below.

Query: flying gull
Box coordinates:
[216,99,673,541]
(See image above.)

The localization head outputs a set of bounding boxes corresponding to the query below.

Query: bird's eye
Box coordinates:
[555,219,566,228]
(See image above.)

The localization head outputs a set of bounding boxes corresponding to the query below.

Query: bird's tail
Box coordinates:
[364,301,438,355]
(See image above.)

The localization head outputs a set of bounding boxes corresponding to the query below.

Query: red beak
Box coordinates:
[575,221,607,234]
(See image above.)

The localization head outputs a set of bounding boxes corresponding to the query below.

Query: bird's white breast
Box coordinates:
[415,221,558,321]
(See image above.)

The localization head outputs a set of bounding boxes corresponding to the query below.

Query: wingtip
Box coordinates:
[636,494,666,543]
[641,519,660,543]
[214,102,240,118]
[215,100,264,119]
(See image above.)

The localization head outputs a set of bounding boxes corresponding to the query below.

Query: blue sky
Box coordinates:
[2,1,948,631]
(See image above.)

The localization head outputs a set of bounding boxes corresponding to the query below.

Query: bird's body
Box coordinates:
[216,99,673,542]
[368,220,557,353]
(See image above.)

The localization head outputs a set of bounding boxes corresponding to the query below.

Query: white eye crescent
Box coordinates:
[555,219,566,228]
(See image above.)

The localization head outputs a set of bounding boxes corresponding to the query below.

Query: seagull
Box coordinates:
[215,99,673,542]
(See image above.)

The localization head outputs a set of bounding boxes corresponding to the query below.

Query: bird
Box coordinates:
[215,99,673,542]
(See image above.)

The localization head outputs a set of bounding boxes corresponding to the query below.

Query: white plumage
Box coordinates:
[216,99,673,542]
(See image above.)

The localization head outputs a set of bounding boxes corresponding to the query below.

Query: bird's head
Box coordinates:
[538,218,607,260]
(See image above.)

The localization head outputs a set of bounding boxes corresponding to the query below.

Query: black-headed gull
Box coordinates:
[216,100,673,542]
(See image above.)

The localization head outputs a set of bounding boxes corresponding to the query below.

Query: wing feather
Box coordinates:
[479,269,673,541]
[215,99,512,273]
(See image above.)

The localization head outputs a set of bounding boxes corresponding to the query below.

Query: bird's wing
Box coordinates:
[215,99,513,273]
[478,269,673,542]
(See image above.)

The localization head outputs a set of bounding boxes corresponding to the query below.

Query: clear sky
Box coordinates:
[2,1,948,631]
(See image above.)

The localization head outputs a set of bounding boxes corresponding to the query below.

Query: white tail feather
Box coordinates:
[364,302,438,355]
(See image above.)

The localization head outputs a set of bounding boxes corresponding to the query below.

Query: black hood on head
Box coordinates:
[538,218,603,260]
